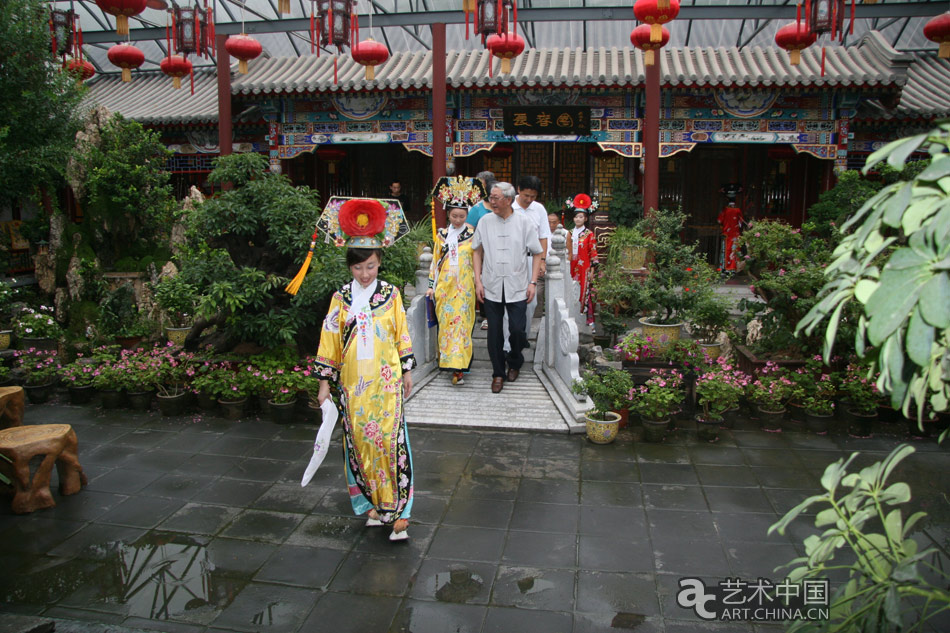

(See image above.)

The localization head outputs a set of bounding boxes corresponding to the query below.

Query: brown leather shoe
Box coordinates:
[506,368,520,382]
[491,377,503,393]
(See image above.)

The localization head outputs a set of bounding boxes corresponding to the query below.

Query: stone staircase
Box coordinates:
[404,317,577,433]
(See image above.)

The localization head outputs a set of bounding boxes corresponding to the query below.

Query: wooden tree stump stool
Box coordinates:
[0,424,87,514]
[0,386,25,429]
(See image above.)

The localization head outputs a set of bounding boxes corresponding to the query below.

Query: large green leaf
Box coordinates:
[887,134,930,170]
[866,268,927,345]
[854,279,879,304]
[863,134,926,173]
[918,155,950,181]
[902,197,942,234]
[919,273,950,328]
[883,183,913,227]
[906,307,935,367]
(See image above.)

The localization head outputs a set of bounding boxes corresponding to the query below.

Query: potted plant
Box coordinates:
[59,358,98,405]
[152,275,198,345]
[695,359,750,435]
[192,364,250,420]
[629,368,686,442]
[746,361,794,431]
[0,280,17,350]
[88,347,125,409]
[606,177,644,227]
[13,305,63,351]
[572,368,634,444]
[685,288,732,359]
[840,363,881,437]
[152,345,197,416]
[263,368,306,424]
[606,224,649,270]
[13,348,61,404]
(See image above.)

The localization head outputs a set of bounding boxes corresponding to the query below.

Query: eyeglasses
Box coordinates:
[488,195,504,201]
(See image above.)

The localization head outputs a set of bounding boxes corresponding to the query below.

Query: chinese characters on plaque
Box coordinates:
[502,106,591,136]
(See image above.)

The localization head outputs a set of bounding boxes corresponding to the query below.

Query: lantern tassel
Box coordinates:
[334,56,338,84]
[645,49,655,66]
[173,76,182,89]
[279,0,291,15]
[239,59,249,73]
[190,67,195,95]
[117,15,129,37]
[941,42,950,59]
[285,238,318,295]
[820,46,826,77]
[790,49,801,65]
[501,57,511,74]
[650,24,663,43]
[431,199,437,246]
[121,68,131,82]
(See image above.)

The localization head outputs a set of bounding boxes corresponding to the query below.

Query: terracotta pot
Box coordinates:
[585,411,621,444]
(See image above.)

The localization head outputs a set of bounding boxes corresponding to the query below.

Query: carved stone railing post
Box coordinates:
[416,246,432,297]
[405,247,437,384]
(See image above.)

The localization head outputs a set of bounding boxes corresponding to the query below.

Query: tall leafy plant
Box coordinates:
[798,121,950,421]
[606,177,644,226]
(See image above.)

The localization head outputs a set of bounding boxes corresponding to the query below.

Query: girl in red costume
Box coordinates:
[565,193,599,327]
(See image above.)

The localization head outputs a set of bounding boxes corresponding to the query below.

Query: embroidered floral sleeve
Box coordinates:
[391,287,415,373]
[401,355,417,372]
[315,293,344,382]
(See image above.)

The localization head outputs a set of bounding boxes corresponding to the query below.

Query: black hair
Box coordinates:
[346,248,382,267]
[517,175,542,193]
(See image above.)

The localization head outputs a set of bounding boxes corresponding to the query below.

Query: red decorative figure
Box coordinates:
[718,202,744,272]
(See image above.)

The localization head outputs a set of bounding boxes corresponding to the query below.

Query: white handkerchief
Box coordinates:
[301,399,339,487]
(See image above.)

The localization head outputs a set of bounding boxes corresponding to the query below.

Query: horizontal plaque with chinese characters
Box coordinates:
[502,106,591,135]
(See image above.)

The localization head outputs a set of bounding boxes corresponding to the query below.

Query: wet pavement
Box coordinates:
[1,399,948,633]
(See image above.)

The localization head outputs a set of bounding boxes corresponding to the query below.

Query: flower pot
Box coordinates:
[267,398,298,425]
[217,397,247,421]
[617,245,649,270]
[585,411,622,444]
[196,390,218,411]
[639,318,682,348]
[695,416,720,442]
[734,345,807,378]
[755,406,785,432]
[165,326,191,346]
[696,341,722,361]
[156,392,192,416]
[115,335,144,350]
[19,336,56,352]
[126,390,153,411]
[67,384,95,405]
[23,382,55,404]
[848,408,876,437]
[0,330,11,351]
[98,388,123,409]
[641,416,670,443]
[804,410,833,434]
[721,406,740,429]
[616,407,630,429]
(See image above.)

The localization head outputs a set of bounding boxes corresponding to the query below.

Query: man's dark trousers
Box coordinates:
[484,293,528,379]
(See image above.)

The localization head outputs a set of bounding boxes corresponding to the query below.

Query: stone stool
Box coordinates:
[0,386,25,429]
[0,424,87,514]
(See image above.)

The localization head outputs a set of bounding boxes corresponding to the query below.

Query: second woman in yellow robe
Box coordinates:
[426,206,476,385]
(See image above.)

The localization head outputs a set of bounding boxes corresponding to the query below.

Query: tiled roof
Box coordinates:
[897,53,950,117]
[233,31,910,94]
[83,68,219,125]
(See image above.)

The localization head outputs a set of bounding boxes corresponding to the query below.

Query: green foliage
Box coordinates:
[13,348,60,386]
[185,153,328,349]
[606,177,643,226]
[152,276,199,328]
[379,218,430,290]
[840,362,883,416]
[13,305,63,339]
[78,115,175,268]
[797,122,950,422]
[629,368,686,420]
[97,283,150,338]
[685,288,732,343]
[788,357,838,415]
[770,445,950,632]
[696,360,750,420]
[634,208,715,324]
[573,368,635,418]
[0,0,84,203]
[66,300,99,338]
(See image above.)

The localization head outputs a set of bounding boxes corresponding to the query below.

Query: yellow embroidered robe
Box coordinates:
[315,280,416,523]
[428,225,476,371]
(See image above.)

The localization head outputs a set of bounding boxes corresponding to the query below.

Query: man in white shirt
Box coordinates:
[472,182,543,393]
[512,175,552,328]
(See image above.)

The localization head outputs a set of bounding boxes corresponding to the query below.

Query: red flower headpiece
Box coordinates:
[572,194,593,210]
[339,199,387,238]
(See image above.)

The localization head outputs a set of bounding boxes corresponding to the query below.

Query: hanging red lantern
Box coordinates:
[476,0,515,42]
[807,0,846,39]
[107,43,145,82]
[160,54,192,89]
[487,32,525,74]
[317,0,356,51]
[630,23,669,66]
[462,0,476,39]
[352,38,389,80]
[225,34,263,74]
[49,9,75,59]
[66,58,95,81]
[633,0,680,43]
[95,0,148,37]
[775,22,817,66]
[924,12,950,59]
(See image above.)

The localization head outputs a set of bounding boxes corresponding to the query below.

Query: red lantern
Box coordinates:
[633,0,680,43]
[95,0,147,37]
[66,58,95,81]
[630,23,669,66]
[50,9,75,58]
[160,54,192,89]
[924,12,950,59]
[107,43,145,82]
[317,0,356,51]
[225,34,263,74]
[807,0,846,39]
[486,32,525,74]
[352,38,389,80]
[775,22,817,66]
[476,0,514,41]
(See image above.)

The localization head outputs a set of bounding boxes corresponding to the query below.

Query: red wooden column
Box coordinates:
[643,56,660,214]
[216,33,232,157]
[431,22,447,229]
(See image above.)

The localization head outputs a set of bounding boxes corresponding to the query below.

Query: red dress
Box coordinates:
[569,227,598,324]
[718,204,744,271]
